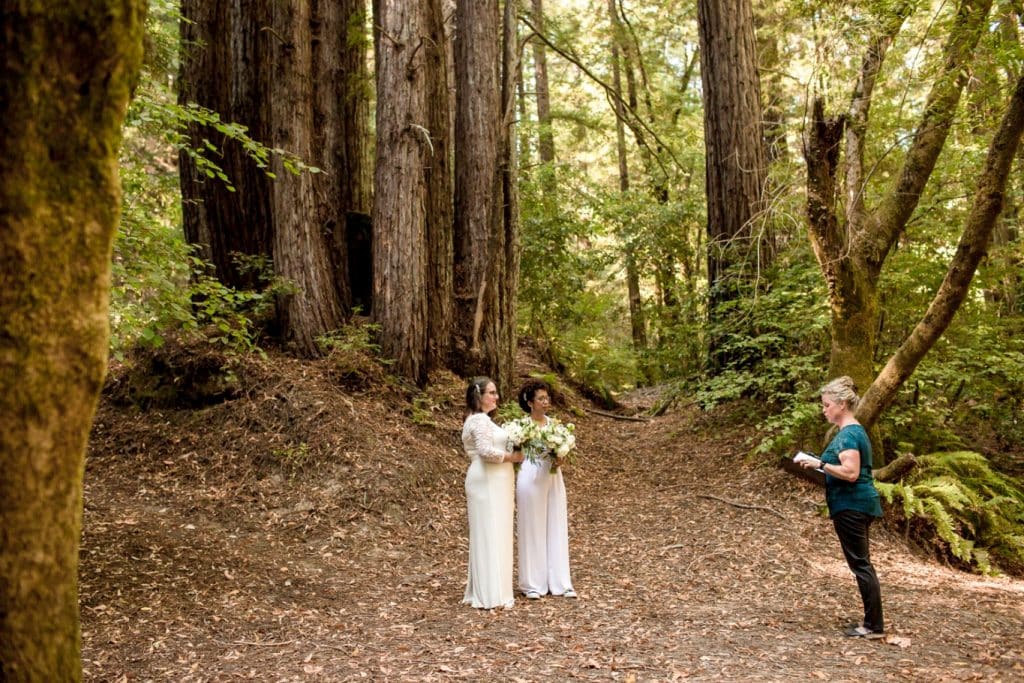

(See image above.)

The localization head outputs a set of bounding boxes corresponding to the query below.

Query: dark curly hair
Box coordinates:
[517,378,551,413]
[465,376,495,414]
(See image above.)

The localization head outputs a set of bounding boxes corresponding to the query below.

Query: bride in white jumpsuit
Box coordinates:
[515,380,576,599]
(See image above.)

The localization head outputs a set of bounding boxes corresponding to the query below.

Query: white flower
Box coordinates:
[504,419,529,449]
[536,419,577,466]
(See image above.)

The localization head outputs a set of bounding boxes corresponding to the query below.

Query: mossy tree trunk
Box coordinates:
[803,0,1001,462]
[0,2,144,680]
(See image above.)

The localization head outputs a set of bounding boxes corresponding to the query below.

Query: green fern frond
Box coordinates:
[912,478,972,512]
[876,481,897,505]
[883,451,1024,575]
[921,497,970,561]
[971,547,993,575]
[901,484,923,518]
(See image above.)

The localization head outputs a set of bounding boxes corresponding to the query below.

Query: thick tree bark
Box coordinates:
[373,0,452,384]
[0,3,144,679]
[453,0,519,390]
[335,0,373,219]
[426,0,456,368]
[181,0,372,352]
[326,0,375,313]
[499,0,522,388]
[697,0,769,367]
[179,0,274,288]
[264,0,346,355]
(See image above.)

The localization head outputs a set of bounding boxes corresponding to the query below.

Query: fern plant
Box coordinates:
[876,451,1024,575]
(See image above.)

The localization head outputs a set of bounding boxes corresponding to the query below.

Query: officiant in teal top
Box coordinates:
[820,422,883,518]
[799,376,885,639]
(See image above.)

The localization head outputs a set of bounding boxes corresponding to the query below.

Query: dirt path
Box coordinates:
[81,374,1024,681]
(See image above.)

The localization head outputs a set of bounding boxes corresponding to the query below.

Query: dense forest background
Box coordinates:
[3,0,1024,678]
[119,0,1023,457]
[116,0,1024,570]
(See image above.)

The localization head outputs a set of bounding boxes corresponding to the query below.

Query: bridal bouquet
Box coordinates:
[504,418,536,453]
[535,418,577,472]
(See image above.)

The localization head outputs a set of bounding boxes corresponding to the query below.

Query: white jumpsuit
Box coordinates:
[516,417,574,597]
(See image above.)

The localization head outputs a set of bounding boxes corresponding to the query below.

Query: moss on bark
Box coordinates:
[0,3,145,680]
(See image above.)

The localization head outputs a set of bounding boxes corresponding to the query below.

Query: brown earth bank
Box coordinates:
[81,346,1024,681]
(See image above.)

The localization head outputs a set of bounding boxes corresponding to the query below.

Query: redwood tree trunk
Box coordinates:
[697,0,769,367]
[179,0,274,288]
[263,0,346,355]
[180,0,372,351]
[499,0,522,386]
[0,3,144,679]
[323,0,374,313]
[373,0,452,384]
[426,0,455,369]
[453,0,518,390]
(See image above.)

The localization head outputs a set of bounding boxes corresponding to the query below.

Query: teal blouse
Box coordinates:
[821,424,883,518]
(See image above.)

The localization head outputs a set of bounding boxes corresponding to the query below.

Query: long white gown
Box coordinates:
[462,412,515,609]
[516,418,574,597]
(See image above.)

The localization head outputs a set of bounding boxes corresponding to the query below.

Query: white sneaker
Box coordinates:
[562,589,577,598]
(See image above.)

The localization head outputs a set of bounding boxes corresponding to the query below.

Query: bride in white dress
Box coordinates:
[462,377,524,609]
[515,379,576,600]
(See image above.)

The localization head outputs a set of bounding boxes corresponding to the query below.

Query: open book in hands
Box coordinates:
[793,451,825,471]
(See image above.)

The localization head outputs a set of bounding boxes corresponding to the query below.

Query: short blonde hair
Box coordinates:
[820,376,860,410]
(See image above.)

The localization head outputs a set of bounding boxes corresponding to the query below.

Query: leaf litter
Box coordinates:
[80,348,1024,680]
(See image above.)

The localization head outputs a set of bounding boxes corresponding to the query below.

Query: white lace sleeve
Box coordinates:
[464,414,506,463]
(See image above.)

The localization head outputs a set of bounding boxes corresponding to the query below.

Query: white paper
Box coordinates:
[793,451,822,468]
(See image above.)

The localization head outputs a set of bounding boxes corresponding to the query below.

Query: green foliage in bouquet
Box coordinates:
[876,452,1024,575]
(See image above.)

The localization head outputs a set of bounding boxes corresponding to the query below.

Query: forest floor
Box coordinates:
[81,345,1024,682]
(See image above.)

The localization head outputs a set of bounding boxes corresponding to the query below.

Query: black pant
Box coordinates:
[832,510,884,632]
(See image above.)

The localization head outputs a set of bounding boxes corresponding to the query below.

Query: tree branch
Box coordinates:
[844,2,914,231]
[803,98,846,278]
[697,494,786,520]
[858,72,1024,427]
[519,13,685,173]
[873,452,918,482]
[862,0,995,271]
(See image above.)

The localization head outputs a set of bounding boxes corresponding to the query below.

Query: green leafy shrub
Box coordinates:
[316,318,389,390]
[876,451,1024,575]
[112,1,315,358]
[695,244,830,409]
